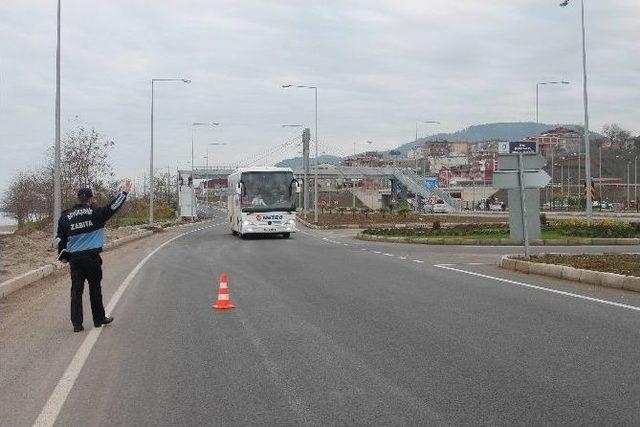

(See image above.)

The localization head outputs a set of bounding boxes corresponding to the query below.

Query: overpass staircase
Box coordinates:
[390,167,461,212]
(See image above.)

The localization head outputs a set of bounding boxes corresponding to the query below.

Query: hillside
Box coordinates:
[276,122,597,164]
[275,154,342,169]
[394,122,586,155]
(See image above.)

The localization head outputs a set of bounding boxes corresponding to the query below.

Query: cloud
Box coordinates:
[0,0,638,191]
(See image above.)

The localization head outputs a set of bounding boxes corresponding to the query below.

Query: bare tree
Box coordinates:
[1,126,116,228]
[0,171,42,226]
[602,123,633,149]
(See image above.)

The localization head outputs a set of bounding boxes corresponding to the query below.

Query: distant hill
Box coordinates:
[394,122,592,155]
[275,154,342,169]
[277,122,599,163]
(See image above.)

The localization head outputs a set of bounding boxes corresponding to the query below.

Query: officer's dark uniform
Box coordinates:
[57,189,128,329]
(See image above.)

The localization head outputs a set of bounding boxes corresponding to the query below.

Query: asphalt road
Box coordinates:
[3,215,640,426]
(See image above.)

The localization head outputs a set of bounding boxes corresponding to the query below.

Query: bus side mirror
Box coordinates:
[295,180,301,193]
[235,182,242,195]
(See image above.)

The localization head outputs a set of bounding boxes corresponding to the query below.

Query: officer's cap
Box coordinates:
[77,187,94,199]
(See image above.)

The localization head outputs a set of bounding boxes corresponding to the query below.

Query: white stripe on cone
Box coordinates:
[218,294,229,301]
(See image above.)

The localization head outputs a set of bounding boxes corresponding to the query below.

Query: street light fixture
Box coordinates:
[149,78,191,224]
[415,120,440,142]
[536,81,570,123]
[282,83,319,222]
[560,0,593,221]
[190,122,220,220]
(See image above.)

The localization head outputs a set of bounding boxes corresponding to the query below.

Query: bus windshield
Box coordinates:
[241,171,295,213]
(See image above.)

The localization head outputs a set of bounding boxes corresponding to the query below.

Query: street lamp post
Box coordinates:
[149,78,191,224]
[52,0,62,240]
[561,0,593,221]
[535,81,570,123]
[282,84,319,222]
[351,140,373,208]
[635,156,638,212]
[627,162,631,210]
[415,121,440,175]
[190,122,220,220]
[205,142,226,209]
[599,143,603,202]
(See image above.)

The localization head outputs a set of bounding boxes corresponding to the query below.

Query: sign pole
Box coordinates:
[518,153,530,258]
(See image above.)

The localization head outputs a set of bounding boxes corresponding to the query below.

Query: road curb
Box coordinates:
[499,254,640,293]
[355,233,640,246]
[296,217,507,230]
[0,222,198,299]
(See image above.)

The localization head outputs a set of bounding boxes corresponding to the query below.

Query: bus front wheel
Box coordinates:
[282,233,291,239]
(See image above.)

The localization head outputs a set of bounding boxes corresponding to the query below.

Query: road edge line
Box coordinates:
[434,264,640,313]
[32,224,216,427]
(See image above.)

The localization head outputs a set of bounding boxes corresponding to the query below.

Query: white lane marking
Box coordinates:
[33,224,215,427]
[383,253,394,257]
[361,248,368,251]
[399,256,407,260]
[373,251,382,254]
[343,243,349,246]
[413,260,424,264]
[434,264,640,313]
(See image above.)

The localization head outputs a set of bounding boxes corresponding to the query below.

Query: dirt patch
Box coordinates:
[527,254,640,277]
[302,212,507,227]
[0,226,144,282]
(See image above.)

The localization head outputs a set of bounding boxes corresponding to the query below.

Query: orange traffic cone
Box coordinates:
[212,273,235,310]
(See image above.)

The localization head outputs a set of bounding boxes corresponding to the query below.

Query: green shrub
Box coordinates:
[546,219,636,238]
[398,203,411,218]
[378,206,389,217]
[540,213,547,226]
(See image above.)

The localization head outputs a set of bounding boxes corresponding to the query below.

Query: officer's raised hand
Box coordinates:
[121,179,133,194]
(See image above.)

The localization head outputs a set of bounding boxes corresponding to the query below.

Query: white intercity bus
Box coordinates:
[227,167,300,238]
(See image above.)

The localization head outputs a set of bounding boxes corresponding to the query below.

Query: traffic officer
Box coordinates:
[57,180,132,332]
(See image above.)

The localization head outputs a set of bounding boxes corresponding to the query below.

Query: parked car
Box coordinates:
[425,199,449,213]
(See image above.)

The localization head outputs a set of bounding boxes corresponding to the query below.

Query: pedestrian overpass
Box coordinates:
[182,165,462,211]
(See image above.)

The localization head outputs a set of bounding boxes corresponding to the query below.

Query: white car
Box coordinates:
[426,199,449,213]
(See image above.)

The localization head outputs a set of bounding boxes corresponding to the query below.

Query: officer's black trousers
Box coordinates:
[69,253,105,327]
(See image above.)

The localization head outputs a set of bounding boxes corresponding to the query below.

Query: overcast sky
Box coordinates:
[1,0,638,190]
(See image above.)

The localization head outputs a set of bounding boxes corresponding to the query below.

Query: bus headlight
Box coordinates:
[243,220,251,226]
[287,219,295,225]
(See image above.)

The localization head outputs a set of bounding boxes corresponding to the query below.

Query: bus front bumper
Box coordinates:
[242,224,296,234]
